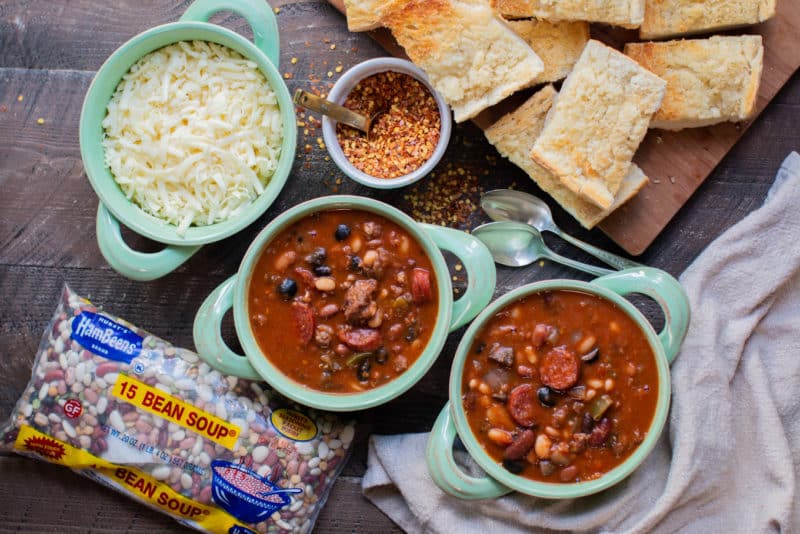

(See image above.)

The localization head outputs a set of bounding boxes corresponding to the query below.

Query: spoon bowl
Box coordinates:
[472,221,613,277]
[481,189,641,270]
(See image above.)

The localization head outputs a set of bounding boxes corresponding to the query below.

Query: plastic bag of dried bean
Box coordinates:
[0,284,356,534]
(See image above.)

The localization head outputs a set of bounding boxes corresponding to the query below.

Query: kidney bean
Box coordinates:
[531,324,549,347]
[589,417,612,447]
[581,413,594,433]
[95,362,119,378]
[503,429,536,460]
[559,465,579,482]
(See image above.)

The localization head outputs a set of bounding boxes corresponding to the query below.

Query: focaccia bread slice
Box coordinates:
[383,0,544,123]
[625,35,764,130]
[343,0,398,32]
[496,0,646,29]
[531,40,665,210]
[485,85,648,229]
[506,19,590,85]
[640,0,777,39]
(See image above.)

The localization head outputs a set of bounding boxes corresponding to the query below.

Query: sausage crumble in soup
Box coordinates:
[462,290,658,483]
[248,210,439,393]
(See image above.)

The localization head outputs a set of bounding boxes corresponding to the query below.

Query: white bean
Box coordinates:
[62,419,77,438]
[340,425,355,445]
[252,446,269,463]
[152,465,171,481]
[109,410,125,431]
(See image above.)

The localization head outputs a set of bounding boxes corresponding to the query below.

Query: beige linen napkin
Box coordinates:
[363,152,800,533]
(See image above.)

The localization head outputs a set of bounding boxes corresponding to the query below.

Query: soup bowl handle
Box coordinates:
[193,275,263,380]
[427,403,512,500]
[419,224,496,332]
[96,203,201,282]
[592,267,690,364]
[180,0,280,67]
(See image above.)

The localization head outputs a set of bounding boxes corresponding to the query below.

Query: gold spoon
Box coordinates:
[293,89,381,134]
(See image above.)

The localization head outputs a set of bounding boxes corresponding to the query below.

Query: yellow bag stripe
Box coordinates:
[111,374,240,449]
[15,425,246,533]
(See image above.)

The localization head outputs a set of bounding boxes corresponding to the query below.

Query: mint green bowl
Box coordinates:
[192,195,497,411]
[426,268,690,499]
[79,0,297,281]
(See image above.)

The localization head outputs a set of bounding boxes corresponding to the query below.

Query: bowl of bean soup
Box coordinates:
[426,268,690,499]
[193,195,496,411]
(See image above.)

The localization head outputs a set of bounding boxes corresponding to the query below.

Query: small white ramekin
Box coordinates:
[321,57,452,189]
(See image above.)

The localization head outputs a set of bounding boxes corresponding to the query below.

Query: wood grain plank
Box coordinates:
[325,0,800,254]
[601,0,800,253]
[0,68,100,268]
[0,2,798,532]
[0,0,380,72]
[0,456,400,534]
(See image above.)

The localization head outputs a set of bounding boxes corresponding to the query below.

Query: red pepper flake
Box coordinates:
[335,71,441,179]
[402,162,486,230]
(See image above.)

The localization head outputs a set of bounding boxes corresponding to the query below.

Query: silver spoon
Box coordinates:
[472,221,614,277]
[480,189,641,270]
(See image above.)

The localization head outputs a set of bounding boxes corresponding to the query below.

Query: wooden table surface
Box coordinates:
[0,1,797,532]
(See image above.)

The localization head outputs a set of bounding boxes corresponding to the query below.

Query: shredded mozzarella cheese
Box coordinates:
[102,41,283,234]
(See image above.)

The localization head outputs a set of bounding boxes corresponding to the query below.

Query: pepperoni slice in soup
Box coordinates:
[507,384,538,427]
[292,302,315,346]
[539,346,580,391]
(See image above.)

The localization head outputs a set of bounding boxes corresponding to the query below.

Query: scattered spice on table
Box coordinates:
[336,71,441,179]
[402,162,486,230]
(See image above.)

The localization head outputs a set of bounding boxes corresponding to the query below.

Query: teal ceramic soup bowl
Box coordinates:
[426,268,690,499]
[79,0,297,281]
[192,195,497,411]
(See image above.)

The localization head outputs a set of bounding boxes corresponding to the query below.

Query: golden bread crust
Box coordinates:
[496,0,646,28]
[640,0,777,39]
[485,85,648,228]
[530,40,665,210]
[625,35,764,130]
[506,19,590,85]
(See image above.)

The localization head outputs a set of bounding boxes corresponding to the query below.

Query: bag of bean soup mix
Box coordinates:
[0,284,356,534]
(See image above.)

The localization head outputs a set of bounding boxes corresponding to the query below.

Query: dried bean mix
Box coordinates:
[462,290,659,483]
[335,71,441,179]
[0,285,356,534]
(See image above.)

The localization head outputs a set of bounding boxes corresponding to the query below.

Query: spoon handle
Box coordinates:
[540,247,615,277]
[552,228,641,270]
[293,89,369,132]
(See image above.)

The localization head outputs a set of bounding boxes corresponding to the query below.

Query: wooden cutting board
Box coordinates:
[326,0,800,255]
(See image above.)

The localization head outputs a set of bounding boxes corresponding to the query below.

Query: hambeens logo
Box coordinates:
[71,312,143,363]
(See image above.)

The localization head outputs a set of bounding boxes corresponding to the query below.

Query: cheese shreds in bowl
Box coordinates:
[102,40,283,235]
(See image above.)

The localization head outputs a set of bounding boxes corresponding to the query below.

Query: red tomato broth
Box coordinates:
[248,209,439,393]
[461,289,659,483]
